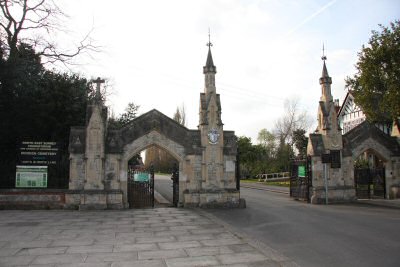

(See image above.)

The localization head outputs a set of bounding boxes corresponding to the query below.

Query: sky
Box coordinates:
[54,0,399,142]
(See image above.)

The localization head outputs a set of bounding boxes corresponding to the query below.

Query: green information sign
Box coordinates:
[134,172,149,182]
[298,165,306,177]
[16,166,48,188]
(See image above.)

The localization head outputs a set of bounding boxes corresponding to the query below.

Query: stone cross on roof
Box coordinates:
[207,28,213,48]
[92,77,105,102]
[321,43,327,61]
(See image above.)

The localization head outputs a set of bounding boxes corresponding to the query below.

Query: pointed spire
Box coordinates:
[322,61,329,78]
[206,47,215,68]
[319,44,331,85]
[321,44,329,78]
[203,29,216,74]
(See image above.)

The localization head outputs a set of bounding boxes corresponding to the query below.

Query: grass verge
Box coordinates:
[241,179,290,187]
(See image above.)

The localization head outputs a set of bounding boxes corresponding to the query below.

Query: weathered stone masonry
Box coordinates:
[67,44,242,209]
[307,57,400,203]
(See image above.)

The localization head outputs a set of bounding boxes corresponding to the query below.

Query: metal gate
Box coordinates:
[128,166,154,208]
[354,168,385,199]
[171,164,179,207]
[290,157,312,202]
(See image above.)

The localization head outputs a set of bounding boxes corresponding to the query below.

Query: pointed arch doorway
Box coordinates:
[126,143,181,208]
[354,149,386,199]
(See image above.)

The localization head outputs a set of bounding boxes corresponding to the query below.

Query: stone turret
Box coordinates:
[316,57,342,150]
[203,46,217,94]
[199,40,224,190]
[307,51,354,204]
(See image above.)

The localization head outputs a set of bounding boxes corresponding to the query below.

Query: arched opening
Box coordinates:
[122,133,185,209]
[354,149,386,169]
[354,149,387,199]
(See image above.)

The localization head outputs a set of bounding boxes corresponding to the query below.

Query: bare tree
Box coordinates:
[0,0,97,64]
[274,97,313,145]
[173,103,186,126]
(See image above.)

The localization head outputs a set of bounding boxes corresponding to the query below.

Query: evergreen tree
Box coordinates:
[0,44,93,188]
[292,129,308,159]
[108,102,140,129]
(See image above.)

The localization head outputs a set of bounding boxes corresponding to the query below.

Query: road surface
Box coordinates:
[155,177,400,267]
[154,174,173,204]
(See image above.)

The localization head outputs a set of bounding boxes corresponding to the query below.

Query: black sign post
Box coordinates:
[321,153,330,205]
[321,153,331,164]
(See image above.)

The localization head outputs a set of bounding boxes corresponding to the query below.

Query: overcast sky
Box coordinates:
[56,0,399,142]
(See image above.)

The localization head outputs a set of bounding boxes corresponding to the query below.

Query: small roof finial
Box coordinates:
[207,28,213,49]
[321,43,327,61]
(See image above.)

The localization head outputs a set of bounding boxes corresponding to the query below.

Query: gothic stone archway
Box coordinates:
[307,58,400,204]
[342,122,400,199]
[308,121,400,203]
[67,108,239,209]
[109,109,198,208]
[66,45,242,209]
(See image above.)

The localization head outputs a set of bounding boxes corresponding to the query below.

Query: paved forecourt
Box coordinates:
[0,208,298,267]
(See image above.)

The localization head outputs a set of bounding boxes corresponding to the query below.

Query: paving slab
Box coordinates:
[0,208,299,266]
[138,249,187,260]
[9,240,52,249]
[115,231,153,239]
[17,246,68,256]
[113,243,158,252]
[201,237,245,247]
[158,240,202,250]
[32,253,86,265]
[216,251,268,264]
[84,252,138,262]
[58,263,111,267]
[0,247,20,257]
[0,255,35,266]
[51,238,95,247]
[135,236,176,244]
[184,246,234,257]
[176,234,215,241]
[66,244,114,254]
[111,259,166,267]
[165,255,219,267]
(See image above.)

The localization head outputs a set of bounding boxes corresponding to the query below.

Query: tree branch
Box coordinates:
[1,0,99,65]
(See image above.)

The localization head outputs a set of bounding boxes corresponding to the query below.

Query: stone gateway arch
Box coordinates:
[67,45,243,209]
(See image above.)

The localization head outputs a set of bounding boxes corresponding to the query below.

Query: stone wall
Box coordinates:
[183,190,243,208]
[65,190,123,210]
[68,109,241,209]
[0,190,66,209]
[309,155,356,204]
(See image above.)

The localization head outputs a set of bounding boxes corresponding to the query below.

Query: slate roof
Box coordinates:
[206,47,215,68]
[107,109,202,154]
[342,120,400,157]
[203,47,217,74]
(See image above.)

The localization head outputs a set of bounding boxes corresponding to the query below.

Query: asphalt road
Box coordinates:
[154,174,173,204]
[155,178,400,267]
[207,186,400,267]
